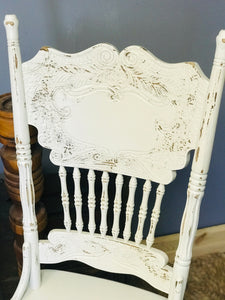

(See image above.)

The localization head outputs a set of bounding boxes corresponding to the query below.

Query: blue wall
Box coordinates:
[0,0,225,235]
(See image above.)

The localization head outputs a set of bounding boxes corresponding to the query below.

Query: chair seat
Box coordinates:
[23,269,167,300]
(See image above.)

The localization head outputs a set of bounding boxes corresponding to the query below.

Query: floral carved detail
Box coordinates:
[81,241,109,256]
[23,43,209,183]
[39,230,172,292]
[140,255,171,281]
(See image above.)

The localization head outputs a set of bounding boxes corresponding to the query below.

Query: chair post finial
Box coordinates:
[4,15,19,41]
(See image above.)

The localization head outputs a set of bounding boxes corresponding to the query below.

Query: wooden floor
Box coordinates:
[0,176,225,300]
[154,224,225,264]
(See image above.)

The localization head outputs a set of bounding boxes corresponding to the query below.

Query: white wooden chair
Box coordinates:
[4,14,225,300]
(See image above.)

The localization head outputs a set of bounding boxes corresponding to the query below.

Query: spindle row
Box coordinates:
[58,167,165,245]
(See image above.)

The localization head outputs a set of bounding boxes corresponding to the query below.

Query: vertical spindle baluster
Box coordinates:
[112,174,123,239]
[88,169,96,235]
[100,171,109,236]
[135,180,152,244]
[146,184,165,248]
[58,166,71,232]
[123,176,137,242]
[73,167,83,233]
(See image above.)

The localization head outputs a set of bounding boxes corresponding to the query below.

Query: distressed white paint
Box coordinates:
[88,169,96,235]
[5,13,225,300]
[22,41,210,184]
[168,30,225,300]
[11,243,31,300]
[147,184,165,248]
[123,176,137,242]
[4,15,40,291]
[58,166,71,231]
[169,172,207,299]
[39,229,171,293]
[100,171,109,236]
[135,180,152,245]
[73,168,83,233]
[112,174,123,239]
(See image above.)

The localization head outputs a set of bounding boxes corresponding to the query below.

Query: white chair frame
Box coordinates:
[4,14,225,300]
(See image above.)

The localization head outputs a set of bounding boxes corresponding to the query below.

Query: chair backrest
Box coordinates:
[5,14,225,300]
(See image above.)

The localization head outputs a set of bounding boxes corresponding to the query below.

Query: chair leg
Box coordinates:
[11,242,31,300]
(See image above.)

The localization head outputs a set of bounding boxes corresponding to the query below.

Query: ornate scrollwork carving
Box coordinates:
[22,43,209,183]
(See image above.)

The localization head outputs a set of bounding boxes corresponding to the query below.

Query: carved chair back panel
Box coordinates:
[22,44,209,184]
[6,14,225,299]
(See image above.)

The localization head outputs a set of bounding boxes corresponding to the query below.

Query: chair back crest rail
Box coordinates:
[22,43,209,184]
[4,14,225,300]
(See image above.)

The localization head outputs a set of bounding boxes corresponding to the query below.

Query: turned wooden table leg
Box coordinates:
[0,93,47,274]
